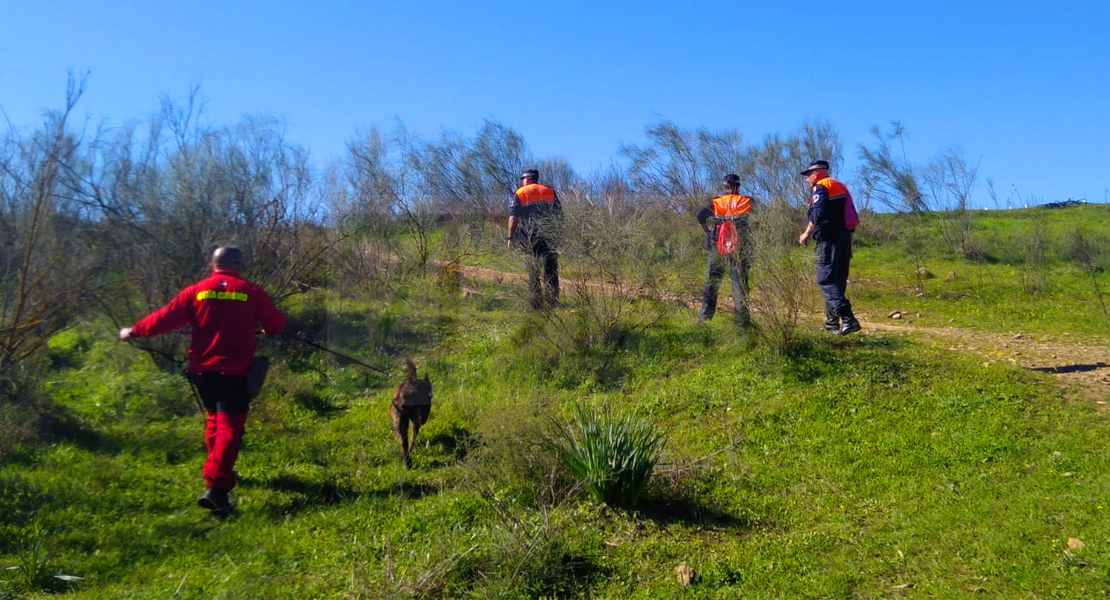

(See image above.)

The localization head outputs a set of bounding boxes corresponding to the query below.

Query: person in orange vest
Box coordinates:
[507,168,562,309]
[798,160,861,335]
[119,246,285,516]
[695,174,753,325]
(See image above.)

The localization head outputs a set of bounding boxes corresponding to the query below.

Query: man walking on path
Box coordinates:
[119,246,285,516]
[696,174,754,325]
[798,160,861,335]
[507,168,563,309]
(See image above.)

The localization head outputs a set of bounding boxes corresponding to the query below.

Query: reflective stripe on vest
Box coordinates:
[712,194,752,218]
[515,183,556,206]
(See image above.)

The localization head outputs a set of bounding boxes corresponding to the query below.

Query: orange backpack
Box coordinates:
[716,220,739,255]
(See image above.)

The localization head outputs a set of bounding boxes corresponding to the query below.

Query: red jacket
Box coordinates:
[131,270,285,376]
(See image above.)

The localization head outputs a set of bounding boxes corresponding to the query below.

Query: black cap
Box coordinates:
[800,160,830,175]
[521,168,539,179]
[723,173,740,185]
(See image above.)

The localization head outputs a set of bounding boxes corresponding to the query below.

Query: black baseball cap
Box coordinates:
[800,160,830,175]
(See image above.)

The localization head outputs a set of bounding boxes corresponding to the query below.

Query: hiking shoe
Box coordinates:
[823,320,840,332]
[836,320,862,335]
[198,487,233,517]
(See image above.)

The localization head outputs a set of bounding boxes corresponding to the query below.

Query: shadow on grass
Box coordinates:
[636,494,759,531]
[259,474,363,517]
[421,424,475,465]
[384,481,439,501]
[1030,361,1108,374]
[256,474,439,518]
[534,552,611,598]
[292,391,348,417]
[780,333,912,384]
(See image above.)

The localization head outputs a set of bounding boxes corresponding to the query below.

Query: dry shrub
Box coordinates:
[520,195,671,354]
[749,199,817,353]
[0,400,39,459]
[465,392,573,508]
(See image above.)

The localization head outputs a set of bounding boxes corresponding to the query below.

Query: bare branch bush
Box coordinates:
[530,192,671,355]
[1065,226,1109,318]
[0,74,104,399]
[923,146,981,257]
[1018,212,1049,295]
[620,120,744,213]
[405,119,531,219]
[65,89,331,367]
[743,120,842,212]
[738,123,840,350]
[613,120,843,349]
[748,197,818,353]
[857,121,928,213]
[326,128,406,296]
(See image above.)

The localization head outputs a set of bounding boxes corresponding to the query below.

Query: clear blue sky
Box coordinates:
[3,0,1107,208]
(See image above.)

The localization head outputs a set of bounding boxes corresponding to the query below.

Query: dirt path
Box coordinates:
[863,319,1110,400]
[451,262,1110,400]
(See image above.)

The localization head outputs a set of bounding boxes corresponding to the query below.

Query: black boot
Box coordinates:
[823,313,840,332]
[836,317,861,335]
[198,487,233,517]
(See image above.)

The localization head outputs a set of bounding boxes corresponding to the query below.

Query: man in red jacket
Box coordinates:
[120,246,285,516]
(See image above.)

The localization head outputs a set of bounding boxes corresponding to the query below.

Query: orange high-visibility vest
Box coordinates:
[712,193,752,218]
[515,183,557,206]
[813,177,849,204]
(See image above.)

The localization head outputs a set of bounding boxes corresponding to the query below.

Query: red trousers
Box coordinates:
[190,372,250,491]
[203,410,247,490]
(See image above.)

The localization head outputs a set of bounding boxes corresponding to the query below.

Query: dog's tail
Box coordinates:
[405,357,417,382]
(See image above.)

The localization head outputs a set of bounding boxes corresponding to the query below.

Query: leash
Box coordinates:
[280,331,391,375]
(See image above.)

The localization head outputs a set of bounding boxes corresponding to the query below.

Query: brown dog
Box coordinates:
[390,358,432,468]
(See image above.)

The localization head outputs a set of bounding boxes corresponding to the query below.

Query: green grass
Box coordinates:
[851,205,1110,334]
[3,271,1110,597]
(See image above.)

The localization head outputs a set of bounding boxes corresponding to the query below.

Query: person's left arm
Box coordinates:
[255,288,286,335]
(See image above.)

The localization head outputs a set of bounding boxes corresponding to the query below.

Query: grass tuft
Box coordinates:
[545,401,666,510]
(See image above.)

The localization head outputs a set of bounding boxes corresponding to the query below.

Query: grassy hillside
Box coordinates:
[849,203,1110,334]
[3,271,1109,597]
[462,203,1110,336]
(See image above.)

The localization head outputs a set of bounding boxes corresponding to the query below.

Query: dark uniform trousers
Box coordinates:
[815,229,854,320]
[701,252,751,324]
[520,234,559,309]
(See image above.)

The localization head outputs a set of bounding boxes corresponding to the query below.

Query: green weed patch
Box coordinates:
[2,285,1109,597]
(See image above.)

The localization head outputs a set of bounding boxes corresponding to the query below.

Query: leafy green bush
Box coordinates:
[545,402,665,509]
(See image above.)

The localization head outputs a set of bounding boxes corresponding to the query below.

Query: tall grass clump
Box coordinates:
[544,402,665,509]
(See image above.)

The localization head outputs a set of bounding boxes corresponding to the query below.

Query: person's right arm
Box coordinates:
[695,202,714,233]
[507,191,521,247]
[127,287,195,338]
